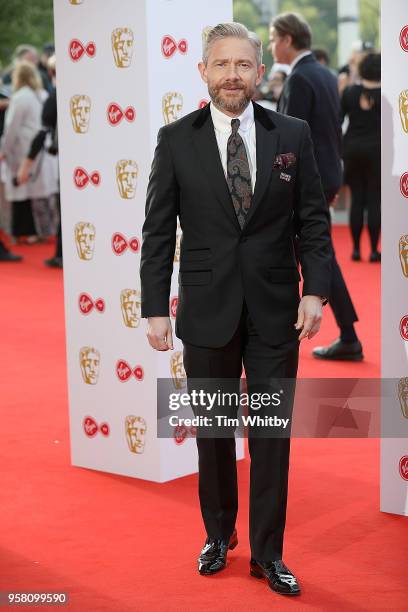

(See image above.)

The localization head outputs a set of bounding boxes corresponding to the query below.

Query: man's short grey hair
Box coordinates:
[202,22,263,66]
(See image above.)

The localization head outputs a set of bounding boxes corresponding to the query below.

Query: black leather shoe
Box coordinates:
[250,558,300,595]
[198,529,238,575]
[351,249,361,261]
[0,250,23,262]
[369,251,381,262]
[312,338,363,361]
[44,256,63,268]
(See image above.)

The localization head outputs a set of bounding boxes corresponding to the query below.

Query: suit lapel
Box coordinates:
[191,105,242,233]
[243,103,280,230]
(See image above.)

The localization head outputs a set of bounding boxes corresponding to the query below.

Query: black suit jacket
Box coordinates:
[278,54,343,194]
[140,101,332,348]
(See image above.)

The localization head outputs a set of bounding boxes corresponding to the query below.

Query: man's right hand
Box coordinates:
[146,317,174,351]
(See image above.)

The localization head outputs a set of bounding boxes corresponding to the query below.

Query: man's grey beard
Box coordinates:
[208,84,253,114]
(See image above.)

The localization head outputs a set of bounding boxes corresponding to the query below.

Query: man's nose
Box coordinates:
[225,64,240,79]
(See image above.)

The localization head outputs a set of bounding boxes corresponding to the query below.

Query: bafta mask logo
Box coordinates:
[399,235,408,277]
[400,172,408,198]
[80,346,100,385]
[107,102,135,126]
[116,159,138,199]
[400,26,408,52]
[198,99,209,109]
[399,90,408,133]
[69,0,84,4]
[170,351,186,390]
[125,415,146,454]
[174,233,181,262]
[162,92,183,125]
[399,455,408,481]
[83,416,110,438]
[170,296,178,319]
[70,95,91,133]
[400,315,408,341]
[78,293,105,315]
[398,378,408,418]
[69,39,96,61]
[112,28,134,68]
[111,232,139,255]
[120,289,141,328]
[116,360,144,382]
[75,222,96,260]
[161,35,188,59]
[73,167,101,189]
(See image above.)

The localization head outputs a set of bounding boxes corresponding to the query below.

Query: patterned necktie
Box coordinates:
[226,118,252,229]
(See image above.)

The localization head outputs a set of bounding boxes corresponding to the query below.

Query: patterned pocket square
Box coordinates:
[273,153,297,170]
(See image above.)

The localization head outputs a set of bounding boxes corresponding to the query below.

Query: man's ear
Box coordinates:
[256,63,266,86]
[198,61,208,84]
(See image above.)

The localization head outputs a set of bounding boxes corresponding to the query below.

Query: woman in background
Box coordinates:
[341,52,381,262]
[0,61,57,243]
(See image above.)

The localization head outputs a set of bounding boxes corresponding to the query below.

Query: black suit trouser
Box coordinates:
[182,299,299,562]
[324,189,358,328]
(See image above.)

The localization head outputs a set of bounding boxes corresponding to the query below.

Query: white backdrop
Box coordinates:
[381,1,408,514]
[54,0,238,482]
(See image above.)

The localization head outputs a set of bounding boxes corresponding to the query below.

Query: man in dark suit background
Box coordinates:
[270,12,363,361]
[140,23,332,597]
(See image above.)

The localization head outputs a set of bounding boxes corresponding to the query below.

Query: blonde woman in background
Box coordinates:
[0,61,58,243]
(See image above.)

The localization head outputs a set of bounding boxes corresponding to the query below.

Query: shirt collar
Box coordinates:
[210,101,254,134]
[289,50,312,72]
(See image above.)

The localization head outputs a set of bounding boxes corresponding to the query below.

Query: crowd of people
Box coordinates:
[0,43,61,266]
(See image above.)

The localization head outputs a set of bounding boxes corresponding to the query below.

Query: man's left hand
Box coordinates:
[295,295,323,340]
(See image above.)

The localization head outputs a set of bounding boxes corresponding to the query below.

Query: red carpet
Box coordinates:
[1,228,406,611]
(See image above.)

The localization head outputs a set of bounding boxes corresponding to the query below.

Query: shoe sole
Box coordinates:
[313,353,364,361]
[250,568,300,595]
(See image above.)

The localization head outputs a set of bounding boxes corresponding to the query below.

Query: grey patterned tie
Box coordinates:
[226,118,252,229]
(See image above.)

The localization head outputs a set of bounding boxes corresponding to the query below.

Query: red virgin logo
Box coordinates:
[107,102,136,126]
[78,293,105,315]
[399,455,408,480]
[116,360,144,382]
[111,232,140,255]
[400,26,408,52]
[83,416,110,438]
[69,39,96,61]
[400,172,408,198]
[74,167,101,189]
[161,35,188,58]
[400,315,408,341]
[170,296,178,318]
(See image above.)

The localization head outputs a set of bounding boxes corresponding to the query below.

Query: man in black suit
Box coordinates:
[270,12,363,361]
[140,23,332,596]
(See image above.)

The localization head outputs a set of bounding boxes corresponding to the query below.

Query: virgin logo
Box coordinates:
[170,296,178,318]
[174,425,196,445]
[69,39,96,61]
[74,167,101,189]
[399,455,408,480]
[400,26,408,52]
[400,315,408,341]
[161,35,188,58]
[112,232,139,255]
[198,100,208,109]
[116,360,144,382]
[107,103,136,126]
[83,416,110,438]
[400,172,408,198]
[78,293,105,315]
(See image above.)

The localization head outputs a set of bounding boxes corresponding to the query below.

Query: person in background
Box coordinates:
[341,53,381,262]
[38,44,55,94]
[0,61,58,243]
[338,41,373,96]
[312,48,329,66]
[270,12,363,362]
[18,55,61,268]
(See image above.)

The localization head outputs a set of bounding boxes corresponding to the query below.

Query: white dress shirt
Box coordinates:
[210,101,257,192]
